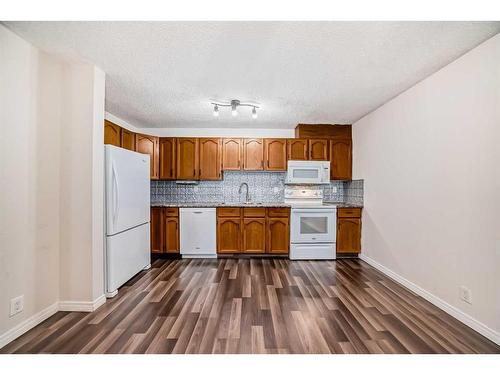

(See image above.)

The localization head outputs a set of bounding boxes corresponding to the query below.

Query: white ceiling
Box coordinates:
[4,21,500,129]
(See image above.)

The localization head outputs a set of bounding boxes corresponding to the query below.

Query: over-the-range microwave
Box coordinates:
[285,160,330,184]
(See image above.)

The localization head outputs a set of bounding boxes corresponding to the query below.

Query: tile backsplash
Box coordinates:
[151,171,363,205]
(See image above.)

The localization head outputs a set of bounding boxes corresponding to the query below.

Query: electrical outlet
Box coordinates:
[459,286,472,304]
[10,295,24,316]
[273,186,279,193]
[331,186,337,193]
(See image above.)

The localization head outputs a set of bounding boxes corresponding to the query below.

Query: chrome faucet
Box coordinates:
[239,182,250,203]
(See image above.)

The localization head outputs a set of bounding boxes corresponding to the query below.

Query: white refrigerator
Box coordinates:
[105,145,151,297]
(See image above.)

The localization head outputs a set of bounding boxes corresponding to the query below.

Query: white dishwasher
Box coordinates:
[180,208,217,258]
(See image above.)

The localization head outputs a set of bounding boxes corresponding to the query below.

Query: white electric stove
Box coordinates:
[285,188,337,260]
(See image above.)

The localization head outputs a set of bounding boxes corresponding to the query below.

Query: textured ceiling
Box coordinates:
[4,21,500,129]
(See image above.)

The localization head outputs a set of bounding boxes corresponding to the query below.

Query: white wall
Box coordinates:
[105,112,294,138]
[0,25,62,338]
[353,34,500,343]
[0,25,106,347]
[59,64,105,304]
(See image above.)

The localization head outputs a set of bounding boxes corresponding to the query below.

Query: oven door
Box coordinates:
[291,208,336,243]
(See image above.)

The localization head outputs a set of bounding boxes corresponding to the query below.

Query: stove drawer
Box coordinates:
[290,243,336,260]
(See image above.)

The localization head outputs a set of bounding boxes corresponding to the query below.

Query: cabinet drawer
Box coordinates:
[337,208,362,218]
[267,207,290,217]
[243,207,266,217]
[164,207,179,217]
[217,207,241,217]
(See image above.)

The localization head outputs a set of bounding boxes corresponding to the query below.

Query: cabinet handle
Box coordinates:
[193,168,195,176]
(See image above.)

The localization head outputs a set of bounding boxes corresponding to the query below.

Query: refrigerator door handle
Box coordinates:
[112,163,119,226]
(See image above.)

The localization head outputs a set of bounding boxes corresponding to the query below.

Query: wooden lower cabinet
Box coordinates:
[164,217,180,253]
[217,217,241,253]
[242,218,266,253]
[150,207,180,254]
[217,207,289,255]
[267,218,289,254]
[150,207,164,254]
[336,208,362,254]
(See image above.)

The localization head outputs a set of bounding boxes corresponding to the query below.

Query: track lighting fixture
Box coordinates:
[210,99,259,119]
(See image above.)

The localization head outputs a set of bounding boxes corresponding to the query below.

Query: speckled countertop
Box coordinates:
[151,201,362,208]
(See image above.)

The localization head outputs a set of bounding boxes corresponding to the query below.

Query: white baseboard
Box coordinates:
[359,254,500,346]
[58,294,106,312]
[0,302,59,349]
[0,295,108,349]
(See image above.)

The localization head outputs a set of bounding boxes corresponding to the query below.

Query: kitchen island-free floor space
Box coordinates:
[2,258,499,354]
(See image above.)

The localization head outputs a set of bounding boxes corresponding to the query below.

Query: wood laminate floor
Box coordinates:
[2,258,499,354]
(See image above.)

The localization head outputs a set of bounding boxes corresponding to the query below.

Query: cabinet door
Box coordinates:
[176,138,199,180]
[120,128,135,151]
[267,218,289,254]
[104,120,121,147]
[159,138,176,180]
[243,139,264,170]
[264,139,287,171]
[199,138,222,180]
[164,217,180,253]
[242,218,266,253]
[330,140,352,180]
[336,218,361,254]
[150,208,164,254]
[222,138,242,170]
[136,134,159,179]
[308,139,329,160]
[287,139,308,160]
[217,217,241,253]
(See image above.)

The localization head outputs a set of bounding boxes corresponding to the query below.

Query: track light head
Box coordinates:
[213,104,219,117]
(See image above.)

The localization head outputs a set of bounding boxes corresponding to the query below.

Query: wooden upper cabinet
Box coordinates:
[159,138,176,180]
[104,120,121,147]
[176,138,199,180]
[199,138,222,180]
[264,139,287,171]
[120,128,135,151]
[330,139,352,180]
[287,139,308,160]
[243,138,264,170]
[267,217,289,254]
[222,138,242,170]
[136,133,159,179]
[164,217,180,253]
[150,207,164,254]
[242,218,266,254]
[336,218,361,254]
[308,139,329,160]
[217,217,241,253]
